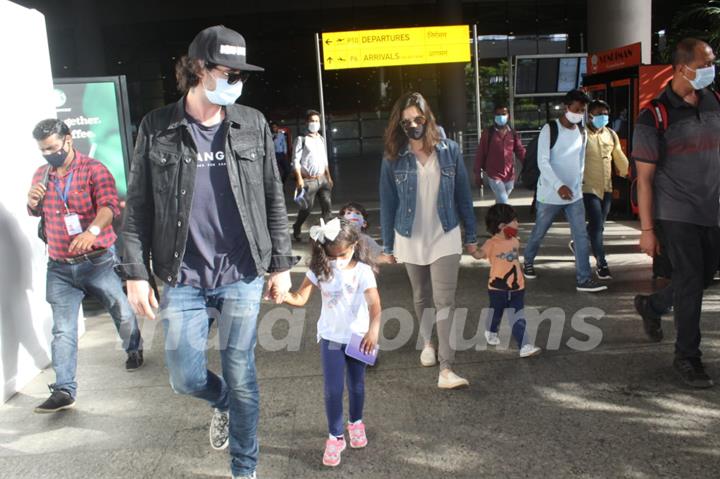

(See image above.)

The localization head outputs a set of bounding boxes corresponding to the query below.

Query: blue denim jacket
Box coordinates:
[379,139,477,254]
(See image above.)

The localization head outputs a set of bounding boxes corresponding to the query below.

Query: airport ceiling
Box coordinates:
[16,0,679,37]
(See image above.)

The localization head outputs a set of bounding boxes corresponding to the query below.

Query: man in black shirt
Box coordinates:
[633,38,720,388]
[120,26,296,478]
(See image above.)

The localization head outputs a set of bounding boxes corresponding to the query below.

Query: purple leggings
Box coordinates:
[320,339,366,437]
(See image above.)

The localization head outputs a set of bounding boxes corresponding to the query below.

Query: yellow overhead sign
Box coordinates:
[321,25,470,70]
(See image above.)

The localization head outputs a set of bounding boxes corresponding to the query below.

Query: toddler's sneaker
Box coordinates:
[484,330,500,346]
[347,421,368,448]
[322,436,346,467]
[519,344,542,358]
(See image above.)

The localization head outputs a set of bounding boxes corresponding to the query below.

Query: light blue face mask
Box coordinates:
[204,77,244,106]
[494,114,509,126]
[685,65,716,90]
[591,114,609,129]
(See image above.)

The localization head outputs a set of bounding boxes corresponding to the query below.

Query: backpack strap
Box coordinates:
[646,99,668,134]
[548,120,559,149]
[484,127,496,158]
[713,89,720,105]
[642,98,669,166]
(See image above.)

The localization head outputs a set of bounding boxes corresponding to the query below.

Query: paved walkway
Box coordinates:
[2,187,719,478]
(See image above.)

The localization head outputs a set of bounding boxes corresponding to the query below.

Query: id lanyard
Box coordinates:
[54,172,74,213]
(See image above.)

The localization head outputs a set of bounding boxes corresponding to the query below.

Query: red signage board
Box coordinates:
[588,42,642,75]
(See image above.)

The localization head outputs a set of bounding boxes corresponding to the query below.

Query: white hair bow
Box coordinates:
[309,218,341,244]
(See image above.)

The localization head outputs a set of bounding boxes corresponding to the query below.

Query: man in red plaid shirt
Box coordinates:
[27,119,143,414]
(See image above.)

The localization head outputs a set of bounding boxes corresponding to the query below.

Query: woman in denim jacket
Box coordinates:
[379,92,478,389]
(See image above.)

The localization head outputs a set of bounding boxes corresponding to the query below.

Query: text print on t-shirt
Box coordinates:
[196,150,227,168]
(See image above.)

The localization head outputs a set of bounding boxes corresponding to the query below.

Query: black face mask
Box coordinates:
[404,125,426,140]
[43,140,69,168]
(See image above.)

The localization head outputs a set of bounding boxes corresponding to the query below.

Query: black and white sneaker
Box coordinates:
[596,265,612,280]
[34,389,75,414]
[673,358,714,389]
[568,240,575,255]
[523,263,537,279]
[576,279,608,293]
[209,408,230,450]
[125,350,144,371]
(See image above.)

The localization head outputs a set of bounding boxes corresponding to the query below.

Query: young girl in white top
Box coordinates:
[284,218,382,468]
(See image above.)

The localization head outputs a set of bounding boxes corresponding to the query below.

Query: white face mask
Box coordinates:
[308,121,321,133]
[204,77,244,106]
[565,110,584,125]
[331,249,354,269]
[684,64,716,90]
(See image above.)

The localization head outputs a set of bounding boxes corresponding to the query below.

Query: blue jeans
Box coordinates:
[523,199,593,284]
[320,339,366,437]
[487,290,528,347]
[46,249,142,399]
[583,193,612,268]
[486,176,515,204]
[159,276,264,477]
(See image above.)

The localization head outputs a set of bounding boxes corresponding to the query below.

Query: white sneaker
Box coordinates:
[209,408,230,450]
[438,370,470,389]
[484,330,500,346]
[420,345,437,367]
[233,473,256,479]
[519,344,542,358]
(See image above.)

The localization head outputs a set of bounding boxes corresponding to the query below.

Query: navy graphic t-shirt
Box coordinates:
[178,115,256,289]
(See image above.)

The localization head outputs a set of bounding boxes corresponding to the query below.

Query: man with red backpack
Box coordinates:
[633,38,720,389]
[474,105,526,204]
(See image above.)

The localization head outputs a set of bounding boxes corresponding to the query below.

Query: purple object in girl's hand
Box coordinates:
[345,333,378,366]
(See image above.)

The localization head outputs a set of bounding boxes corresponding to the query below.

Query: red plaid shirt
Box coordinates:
[28,150,120,260]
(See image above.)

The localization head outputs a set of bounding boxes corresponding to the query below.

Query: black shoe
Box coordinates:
[292,224,302,242]
[673,357,714,389]
[596,265,612,280]
[34,389,75,413]
[126,350,144,371]
[634,295,663,342]
[523,263,537,279]
[576,279,608,292]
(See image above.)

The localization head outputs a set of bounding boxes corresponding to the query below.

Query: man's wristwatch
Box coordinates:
[88,225,101,236]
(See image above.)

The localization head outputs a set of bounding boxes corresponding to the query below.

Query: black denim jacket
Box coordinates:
[118,98,297,285]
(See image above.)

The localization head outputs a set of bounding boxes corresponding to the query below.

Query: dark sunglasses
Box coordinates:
[399,115,427,129]
[206,63,250,85]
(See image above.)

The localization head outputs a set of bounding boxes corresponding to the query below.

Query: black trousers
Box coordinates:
[648,220,720,359]
[294,175,333,229]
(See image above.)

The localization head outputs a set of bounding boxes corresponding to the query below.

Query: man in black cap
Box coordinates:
[119,25,296,479]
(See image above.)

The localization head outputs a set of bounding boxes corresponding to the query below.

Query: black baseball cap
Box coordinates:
[188,25,264,72]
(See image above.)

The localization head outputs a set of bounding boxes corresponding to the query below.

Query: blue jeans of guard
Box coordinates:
[160,276,264,478]
[46,248,142,399]
[486,176,515,204]
[523,199,593,285]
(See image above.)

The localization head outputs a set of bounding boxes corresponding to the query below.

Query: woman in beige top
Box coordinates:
[581,99,629,280]
[379,92,478,389]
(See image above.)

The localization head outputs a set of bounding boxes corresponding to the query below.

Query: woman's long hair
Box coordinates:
[383,92,441,161]
[309,219,375,283]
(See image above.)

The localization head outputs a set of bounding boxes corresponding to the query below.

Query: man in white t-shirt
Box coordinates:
[522,89,607,293]
[292,109,334,241]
